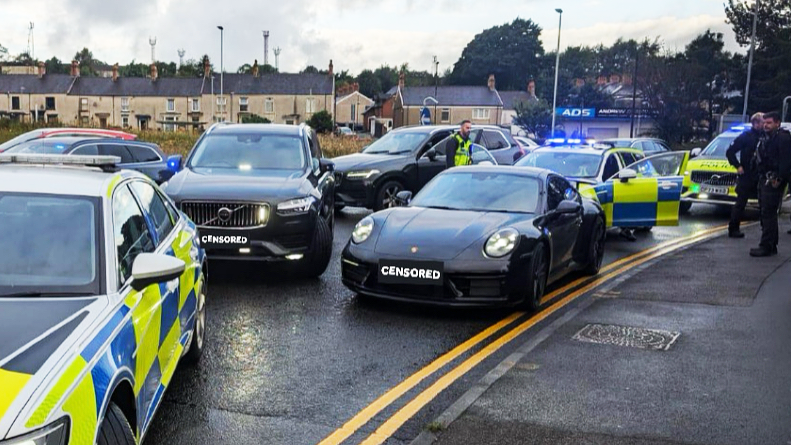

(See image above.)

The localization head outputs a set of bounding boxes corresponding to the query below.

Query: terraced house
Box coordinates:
[0,59,335,131]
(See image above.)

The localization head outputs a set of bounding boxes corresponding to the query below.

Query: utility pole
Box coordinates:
[149,36,157,64]
[630,48,639,137]
[263,31,269,66]
[550,8,563,138]
[742,0,760,122]
[433,56,439,124]
[273,47,281,71]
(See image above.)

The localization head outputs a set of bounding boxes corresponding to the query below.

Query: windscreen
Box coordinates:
[362,131,426,155]
[410,171,539,213]
[4,139,72,154]
[188,133,306,171]
[516,151,602,178]
[700,134,738,158]
[0,193,100,296]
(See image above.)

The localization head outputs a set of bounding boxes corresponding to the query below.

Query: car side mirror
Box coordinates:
[690,148,702,158]
[157,169,175,184]
[319,158,335,173]
[167,154,183,172]
[395,190,412,206]
[618,168,638,182]
[555,199,581,215]
[425,147,437,161]
[130,253,185,291]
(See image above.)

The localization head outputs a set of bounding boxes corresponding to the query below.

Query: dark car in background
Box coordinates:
[598,138,670,156]
[332,125,508,211]
[0,127,137,153]
[4,136,182,183]
[161,123,336,278]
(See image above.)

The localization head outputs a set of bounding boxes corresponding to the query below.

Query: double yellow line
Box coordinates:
[320,224,730,445]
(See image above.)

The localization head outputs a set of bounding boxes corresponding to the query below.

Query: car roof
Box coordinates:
[207,123,307,136]
[0,164,142,197]
[530,145,640,156]
[444,164,549,179]
[40,128,137,139]
[14,136,102,147]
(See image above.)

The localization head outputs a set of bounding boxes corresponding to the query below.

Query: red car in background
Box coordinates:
[0,127,137,152]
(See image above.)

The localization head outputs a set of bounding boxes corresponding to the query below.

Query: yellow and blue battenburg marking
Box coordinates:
[6,222,204,445]
[589,176,683,227]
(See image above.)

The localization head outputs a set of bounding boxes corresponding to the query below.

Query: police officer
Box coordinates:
[726,112,763,238]
[446,120,473,168]
[750,111,791,257]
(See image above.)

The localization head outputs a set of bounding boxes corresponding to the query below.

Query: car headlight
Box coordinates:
[484,228,519,258]
[277,197,315,215]
[352,216,374,244]
[4,418,68,445]
[346,169,380,180]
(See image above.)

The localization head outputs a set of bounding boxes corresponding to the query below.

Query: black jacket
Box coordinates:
[726,129,762,179]
[446,133,471,169]
[755,128,791,182]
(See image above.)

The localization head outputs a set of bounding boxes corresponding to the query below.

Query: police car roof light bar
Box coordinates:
[0,154,122,172]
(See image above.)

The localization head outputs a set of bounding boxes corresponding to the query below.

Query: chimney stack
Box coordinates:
[112,63,119,82]
[71,60,80,77]
[252,59,259,78]
[487,74,495,91]
[37,62,45,78]
[328,59,334,77]
[398,72,405,89]
[203,56,211,78]
[150,63,158,82]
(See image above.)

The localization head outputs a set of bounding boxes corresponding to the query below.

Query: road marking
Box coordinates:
[316,311,524,445]
[357,225,728,445]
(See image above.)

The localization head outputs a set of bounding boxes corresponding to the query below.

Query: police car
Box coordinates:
[516,141,688,228]
[0,154,207,445]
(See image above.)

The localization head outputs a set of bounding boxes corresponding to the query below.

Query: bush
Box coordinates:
[241,114,271,124]
[307,110,334,134]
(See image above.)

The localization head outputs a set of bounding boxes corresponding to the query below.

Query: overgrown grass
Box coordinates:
[0,121,369,158]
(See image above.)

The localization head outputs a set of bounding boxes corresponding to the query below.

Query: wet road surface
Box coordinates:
[145,203,743,445]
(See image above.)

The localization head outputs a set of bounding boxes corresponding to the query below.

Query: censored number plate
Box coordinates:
[700,185,729,195]
[378,259,444,285]
[199,231,251,248]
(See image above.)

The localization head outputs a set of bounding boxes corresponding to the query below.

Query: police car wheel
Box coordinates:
[523,243,548,311]
[184,272,206,365]
[98,402,135,445]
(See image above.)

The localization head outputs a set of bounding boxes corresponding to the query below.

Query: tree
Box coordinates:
[513,98,552,139]
[448,18,546,90]
[356,69,382,98]
[374,65,399,93]
[44,57,69,75]
[725,0,791,50]
[307,110,334,134]
[237,63,252,74]
[0,43,8,62]
[260,64,278,74]
[302,65,319,74]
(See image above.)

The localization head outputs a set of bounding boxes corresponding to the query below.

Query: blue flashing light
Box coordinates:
[567,138,582,144]
[547,138,566,144]
[728,124,749,132]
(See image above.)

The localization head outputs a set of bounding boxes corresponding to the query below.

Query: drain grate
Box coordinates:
[572,323,680,351]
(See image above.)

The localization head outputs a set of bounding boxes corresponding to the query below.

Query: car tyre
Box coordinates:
[98,402,135,445]
[583,218,606,275]
[680,201,692,214]
[299,215,333,278]
[375,180,404,211]
[183,270,206,366]
[523,243,548,311]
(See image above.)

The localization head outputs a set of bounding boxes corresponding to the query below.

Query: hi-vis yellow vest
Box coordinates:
[454,134,472,166]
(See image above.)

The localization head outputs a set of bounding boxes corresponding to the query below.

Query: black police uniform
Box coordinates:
[751,127,791,256]
[726,128,762,236]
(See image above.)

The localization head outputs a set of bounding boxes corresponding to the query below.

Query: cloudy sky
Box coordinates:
[1,0,746,75]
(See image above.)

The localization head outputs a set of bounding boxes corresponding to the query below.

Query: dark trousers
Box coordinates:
[759,180,785,249]
[730,178,758,233]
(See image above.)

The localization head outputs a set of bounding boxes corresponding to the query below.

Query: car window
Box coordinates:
[127,145,161,163]
[410,171,540,213]
[129,180,175,243]
[517,151,602,178]
[483,130,509,150]
[623,152,688,178]
[113,184,156,286]
[620,152,638,167]
[651,141,669,153]
[546,175,570,211]
[306,131,320,173]
[100,144,135,164]
[71,144,99,156]
[603,154,621,181]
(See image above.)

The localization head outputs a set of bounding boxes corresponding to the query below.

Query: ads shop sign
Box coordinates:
[555,108,659,119]
[556,108,595,118]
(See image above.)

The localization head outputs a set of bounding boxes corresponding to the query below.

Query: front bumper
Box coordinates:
[334,173,376,208]
[340,245,529,308]
[196,213,316,261]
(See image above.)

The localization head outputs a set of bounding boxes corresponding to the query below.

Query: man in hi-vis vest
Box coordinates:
[446,120,474,168]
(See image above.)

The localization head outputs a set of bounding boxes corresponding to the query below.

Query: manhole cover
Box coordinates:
[572,324,680,351]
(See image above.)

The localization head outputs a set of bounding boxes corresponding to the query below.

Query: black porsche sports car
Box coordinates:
[341,165,606,308]
[162,122,336,277]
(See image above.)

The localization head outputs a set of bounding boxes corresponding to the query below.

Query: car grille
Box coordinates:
[691,171,738,187]
[180,201,269,228]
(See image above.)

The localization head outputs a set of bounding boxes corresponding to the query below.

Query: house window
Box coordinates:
[441,108,450,123]
[163,116,176,132]
[80,98,89,111]
[190,98,200,112]
[306,98,316,113]
[81,116,89,125]
[473,108,490,120]
[166,98,175,112]
[47,114,58,124]
[122,116,129,128]
[45,97,56,110]
[285,119,295,125]
[265,99,274,114]
[239,97,249,112]
[121,97,130,112]
[216,97,226,113]
[11,97,20,110]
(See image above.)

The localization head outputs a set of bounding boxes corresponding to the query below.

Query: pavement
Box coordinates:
[417,219,791,445]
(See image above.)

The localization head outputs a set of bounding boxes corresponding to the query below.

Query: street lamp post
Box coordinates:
[550,8,563,138]
[217,26,224,122]
[742,0,759,122]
